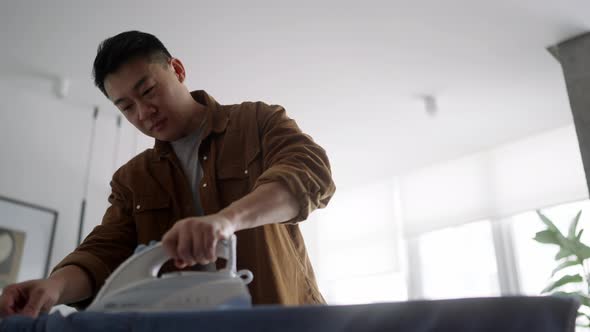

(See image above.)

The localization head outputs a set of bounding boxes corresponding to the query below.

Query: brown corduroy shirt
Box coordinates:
[52,90,336,308]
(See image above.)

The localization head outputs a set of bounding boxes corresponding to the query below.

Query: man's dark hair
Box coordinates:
[93,31,172,96]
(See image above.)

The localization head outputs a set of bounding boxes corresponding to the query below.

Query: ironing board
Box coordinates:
[0,296,579,332]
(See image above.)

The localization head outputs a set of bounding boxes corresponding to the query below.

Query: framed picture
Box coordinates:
[0,195,57,287]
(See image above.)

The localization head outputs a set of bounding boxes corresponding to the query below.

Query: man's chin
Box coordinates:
[154,135,172,142]
[142,131,167,142]
[140,129,179,142]
[154,132,181,142]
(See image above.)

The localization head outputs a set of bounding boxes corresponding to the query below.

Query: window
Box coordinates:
[416,220,501,299]
[319,271,407,304]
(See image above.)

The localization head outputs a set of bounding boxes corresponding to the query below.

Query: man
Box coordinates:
[0,31,335,317]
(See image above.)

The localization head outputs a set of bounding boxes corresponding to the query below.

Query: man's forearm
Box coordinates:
[220,182,300,231]
[48,265,93,305]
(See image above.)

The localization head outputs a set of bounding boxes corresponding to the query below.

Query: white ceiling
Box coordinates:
[1,0,588,189]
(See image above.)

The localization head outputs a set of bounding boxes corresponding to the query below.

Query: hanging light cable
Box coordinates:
[78,106,99,245]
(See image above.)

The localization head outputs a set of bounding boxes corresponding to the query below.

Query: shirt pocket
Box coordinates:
[216,147,260,206]
[132,195,172,243]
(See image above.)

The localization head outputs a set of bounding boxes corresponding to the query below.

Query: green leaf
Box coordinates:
[534,230,561,245]
[568,210,583,239]
[537,210,560,232]
[551,260,580,277]
[542,274,583,293]
[555,247,575,260]
[534,211,584,260]
[574,242,590,261]
[548,233,590,262]
[577,229,584,241]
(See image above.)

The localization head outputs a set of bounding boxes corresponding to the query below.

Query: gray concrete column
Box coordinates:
[549,32,590,195]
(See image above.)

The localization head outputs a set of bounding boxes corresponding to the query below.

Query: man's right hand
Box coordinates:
[0,278,64,318]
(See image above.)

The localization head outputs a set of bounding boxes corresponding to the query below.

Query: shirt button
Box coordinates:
[203,155,208,161]
[202,183,207,188]
[244,170,248,174]
[136,205,141,210]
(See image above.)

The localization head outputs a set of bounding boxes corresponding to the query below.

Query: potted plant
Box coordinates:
[534,210,590,328]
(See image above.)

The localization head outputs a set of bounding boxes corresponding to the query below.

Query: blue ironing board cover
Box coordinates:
[0,296,579,332]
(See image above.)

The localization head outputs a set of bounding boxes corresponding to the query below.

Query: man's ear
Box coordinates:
[170,58,186,83]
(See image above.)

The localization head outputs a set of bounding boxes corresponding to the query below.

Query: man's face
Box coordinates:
[104,56,189,141]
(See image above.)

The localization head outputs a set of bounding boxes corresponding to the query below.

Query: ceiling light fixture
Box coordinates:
[422,95,438,116]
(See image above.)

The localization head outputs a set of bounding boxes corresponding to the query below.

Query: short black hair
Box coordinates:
[93,31,172,96]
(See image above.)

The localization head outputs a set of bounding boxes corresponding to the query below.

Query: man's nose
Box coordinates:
[137,102,156,121]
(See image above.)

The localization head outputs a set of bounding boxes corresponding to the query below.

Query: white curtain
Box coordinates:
[304,178,407,304]
[400,125,588,237]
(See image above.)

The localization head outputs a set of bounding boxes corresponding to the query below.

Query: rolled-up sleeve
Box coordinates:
[252,102,336,223]
[50,173,137,309]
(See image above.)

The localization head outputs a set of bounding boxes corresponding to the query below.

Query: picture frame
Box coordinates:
[0,195,57,287]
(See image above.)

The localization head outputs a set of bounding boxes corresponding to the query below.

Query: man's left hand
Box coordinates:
[161,214,237,268]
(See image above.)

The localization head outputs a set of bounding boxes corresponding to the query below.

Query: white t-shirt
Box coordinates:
[171,129,204,217]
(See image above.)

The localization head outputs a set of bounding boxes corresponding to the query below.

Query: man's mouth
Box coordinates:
[150,118,167,132]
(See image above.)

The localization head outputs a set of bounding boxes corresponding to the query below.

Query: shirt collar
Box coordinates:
[153,90,229,159]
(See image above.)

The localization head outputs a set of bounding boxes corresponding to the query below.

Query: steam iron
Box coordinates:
[86,234,253,312]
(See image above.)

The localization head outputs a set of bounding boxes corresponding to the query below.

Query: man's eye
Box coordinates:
[142,86,155,96]
[123,105,134,112]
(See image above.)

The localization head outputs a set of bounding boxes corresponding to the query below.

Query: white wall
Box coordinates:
[0,77,137,277]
